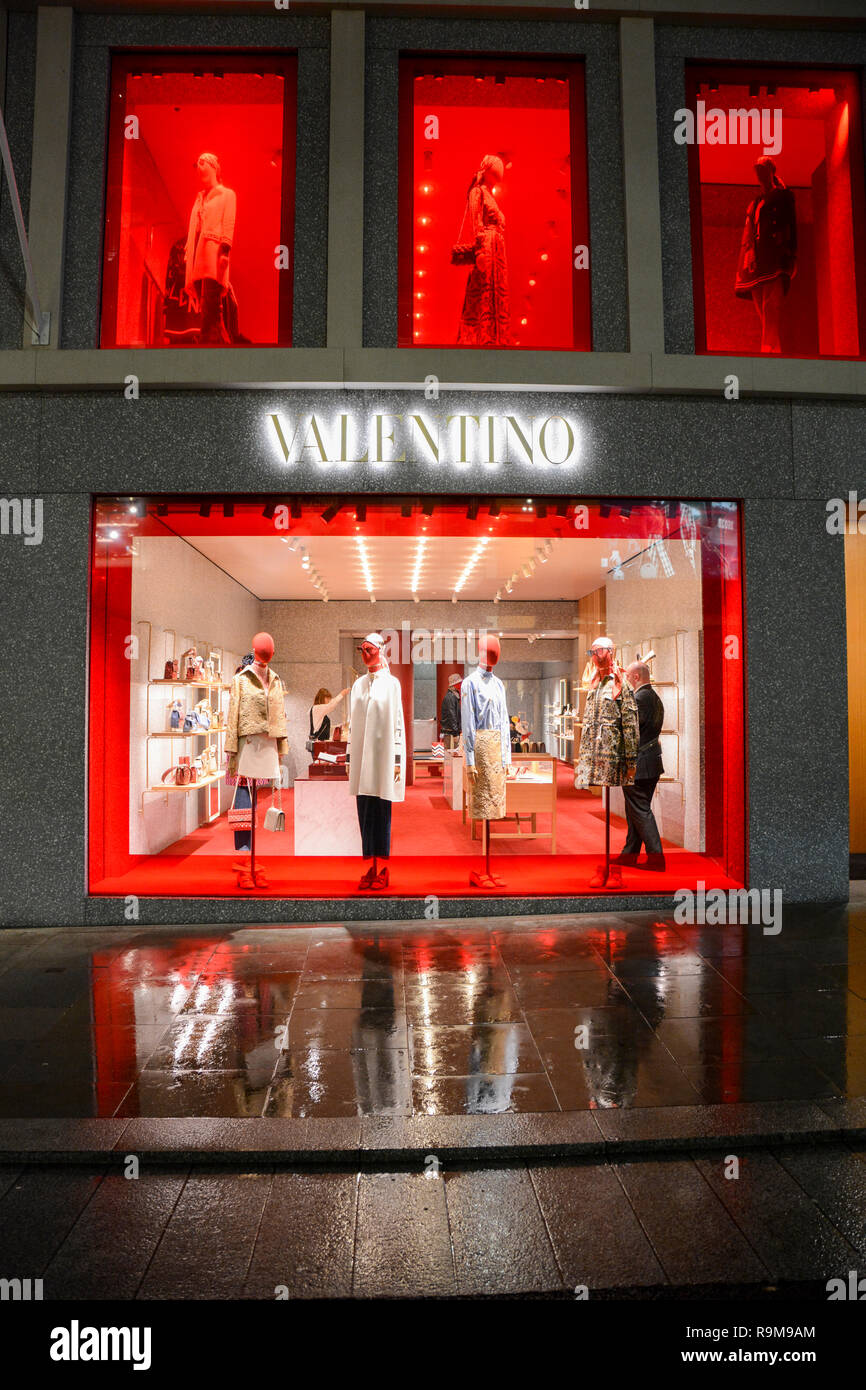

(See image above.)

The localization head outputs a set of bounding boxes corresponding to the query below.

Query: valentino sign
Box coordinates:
[267,409,582,470]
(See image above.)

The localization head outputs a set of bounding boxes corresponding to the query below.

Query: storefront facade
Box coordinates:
[0,0,859,925]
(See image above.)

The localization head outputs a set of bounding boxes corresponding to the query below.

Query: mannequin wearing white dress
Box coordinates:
[348,633,404,890]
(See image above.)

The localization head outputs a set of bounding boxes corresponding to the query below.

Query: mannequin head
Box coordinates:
[196,152,221,189]
[590,636,615,676]
[478,154,504,190]
[251,632,274,665]
[358,632,386,672]
[477,633,501,670]
[754,156,777,193]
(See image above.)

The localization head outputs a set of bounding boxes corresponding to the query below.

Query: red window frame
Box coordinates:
[397,54,592,351]
[99,51,298,350]
[685,62,866,359]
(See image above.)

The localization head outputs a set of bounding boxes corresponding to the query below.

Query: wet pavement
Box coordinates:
[0,899,864,1121]
[1,1144,865,1298]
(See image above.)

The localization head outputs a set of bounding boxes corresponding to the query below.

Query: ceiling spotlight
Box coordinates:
[556,503,568,517]
[223,501,234,518]
[488,502,501,518]
[467,501,479,520]
[505,580,513,594]
[290,500,302,519]
[620,503,632,519]
[401,502,413,518]
[262,502,276,520]
[321,500,342,524]
[199,502,211,518]
[156,503,168,517]
[422,500,435,517]
[535,503,547,519]
[355,503,366,522]
[522,563,532,579]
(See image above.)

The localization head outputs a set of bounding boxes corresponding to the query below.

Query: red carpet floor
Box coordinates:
[93,765,742,898]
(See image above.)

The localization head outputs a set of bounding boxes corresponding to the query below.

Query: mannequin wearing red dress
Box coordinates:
[457,155,512,347]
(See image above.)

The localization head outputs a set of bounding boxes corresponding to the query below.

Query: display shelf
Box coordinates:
[148,679,228,689]
[148,730,226,739]
[148,772,225,793]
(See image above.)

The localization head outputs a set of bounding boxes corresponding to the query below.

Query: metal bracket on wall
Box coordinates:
[0,104,51,345]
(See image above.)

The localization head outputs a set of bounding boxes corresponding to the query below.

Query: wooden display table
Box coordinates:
[463,753,558,853]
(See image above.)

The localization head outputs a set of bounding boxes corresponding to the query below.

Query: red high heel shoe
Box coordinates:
[372,866,390,890]
[358,865,377,890]
[252,867,270,888]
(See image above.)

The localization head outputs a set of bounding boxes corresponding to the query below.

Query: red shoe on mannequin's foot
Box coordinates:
[372,866,389,890]
[252,867,269,888]
[358,865,377,890]
[470,870,497,889]
[236,870,255,891]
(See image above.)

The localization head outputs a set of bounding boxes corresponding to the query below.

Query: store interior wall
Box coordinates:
[130,534,259,854]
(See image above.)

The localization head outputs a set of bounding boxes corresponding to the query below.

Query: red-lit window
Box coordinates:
[685,65,866,358]
[398,57,591,350]
[100,53,297,349]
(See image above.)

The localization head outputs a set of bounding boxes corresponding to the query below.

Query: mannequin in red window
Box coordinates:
[734,156,797,355]
[182,153,240,345]
[457,155,512,347]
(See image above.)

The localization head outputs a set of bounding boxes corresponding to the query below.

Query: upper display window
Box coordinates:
[684,64,866,358]
[398,57,592,351]
[100,53,297,349]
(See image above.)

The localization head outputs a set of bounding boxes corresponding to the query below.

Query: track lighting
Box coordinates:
[321,500,342,524]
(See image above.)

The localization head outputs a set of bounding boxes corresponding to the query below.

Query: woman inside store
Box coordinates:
[308,685,349,753]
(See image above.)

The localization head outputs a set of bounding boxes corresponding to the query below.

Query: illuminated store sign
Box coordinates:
[267,410,581,470]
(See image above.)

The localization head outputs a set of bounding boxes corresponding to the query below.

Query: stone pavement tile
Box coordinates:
[304,939,404,979]
[753,990,866,1038]
[495,931,605,969]
[539,1034,701,1111]
[621,978,753,1019]
[654,1015,792,1066]
[242,1171,357,1299]
[794,1036,860,1091]
[0,1081,133,1119]
[293,979,403,1011]
[509,969,628,1011]
[522,1002,653,1043]
[0,1008,70,1042]
[529,1161,666,1290]
[403,982,524,1026]
[42,1171,188,1300]
[683,1059,842,1105]
[146,1015,286,1072]
[693,1149,860,1281]
[0,1168,102,1271]
[267,1048,412,1118]
[0,969,93,1011]
[137,1171,273,1299]
[592,1100,839,1151]
[445,1166,562,1295]
[609,953,710,981]
[285,1006,408,1051]
[773,1145,866,1259]
[613,1156,769,1285]
[116,1116,361,1158]
[176,977,301,1015]
[354,1171,456,1297]
[407,1022,543,1075]
[412,1071,559,1117]
[0,1117,131,1155]
[116,1071,269,1119]
[817,1096,866,1132]
[0,1165,22,1199]
[359,1110,603,1158]
[715,957,826,993]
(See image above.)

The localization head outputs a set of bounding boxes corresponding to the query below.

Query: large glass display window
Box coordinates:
[100,53,297,348]
[397,57,592,350]
[88,493,745,901]
[685,64,866,358]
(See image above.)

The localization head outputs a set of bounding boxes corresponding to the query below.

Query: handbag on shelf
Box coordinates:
[227,779,252,829]
[263,781,286,833]
[163,658,179,680]
[162,763,191,787]
[450,200,477,266]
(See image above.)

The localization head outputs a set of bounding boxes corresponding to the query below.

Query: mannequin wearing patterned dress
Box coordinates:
[457,155,512,347]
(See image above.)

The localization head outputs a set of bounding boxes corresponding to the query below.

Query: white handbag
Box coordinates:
[263,781,286,833]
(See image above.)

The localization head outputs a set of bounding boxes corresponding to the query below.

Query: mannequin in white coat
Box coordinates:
[182,152,237,345]
[348,634,405,891]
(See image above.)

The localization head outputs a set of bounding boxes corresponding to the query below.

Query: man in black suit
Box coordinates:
[615,662,665,870]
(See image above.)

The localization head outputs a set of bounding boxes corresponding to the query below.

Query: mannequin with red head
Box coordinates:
[358,633,386,673]
[478,633,501,671]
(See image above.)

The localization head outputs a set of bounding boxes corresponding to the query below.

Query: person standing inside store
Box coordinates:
[439,673,462,750]
[615,661,665,871]
[308,686,349,753]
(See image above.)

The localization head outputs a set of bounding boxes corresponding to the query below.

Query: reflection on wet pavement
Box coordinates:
[0,903,864,1117]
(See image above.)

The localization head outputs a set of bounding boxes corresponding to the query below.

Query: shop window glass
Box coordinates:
[685,64,866,358]
[398,57,592,349]
[100,54,297,348]
[88,493,744,901]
